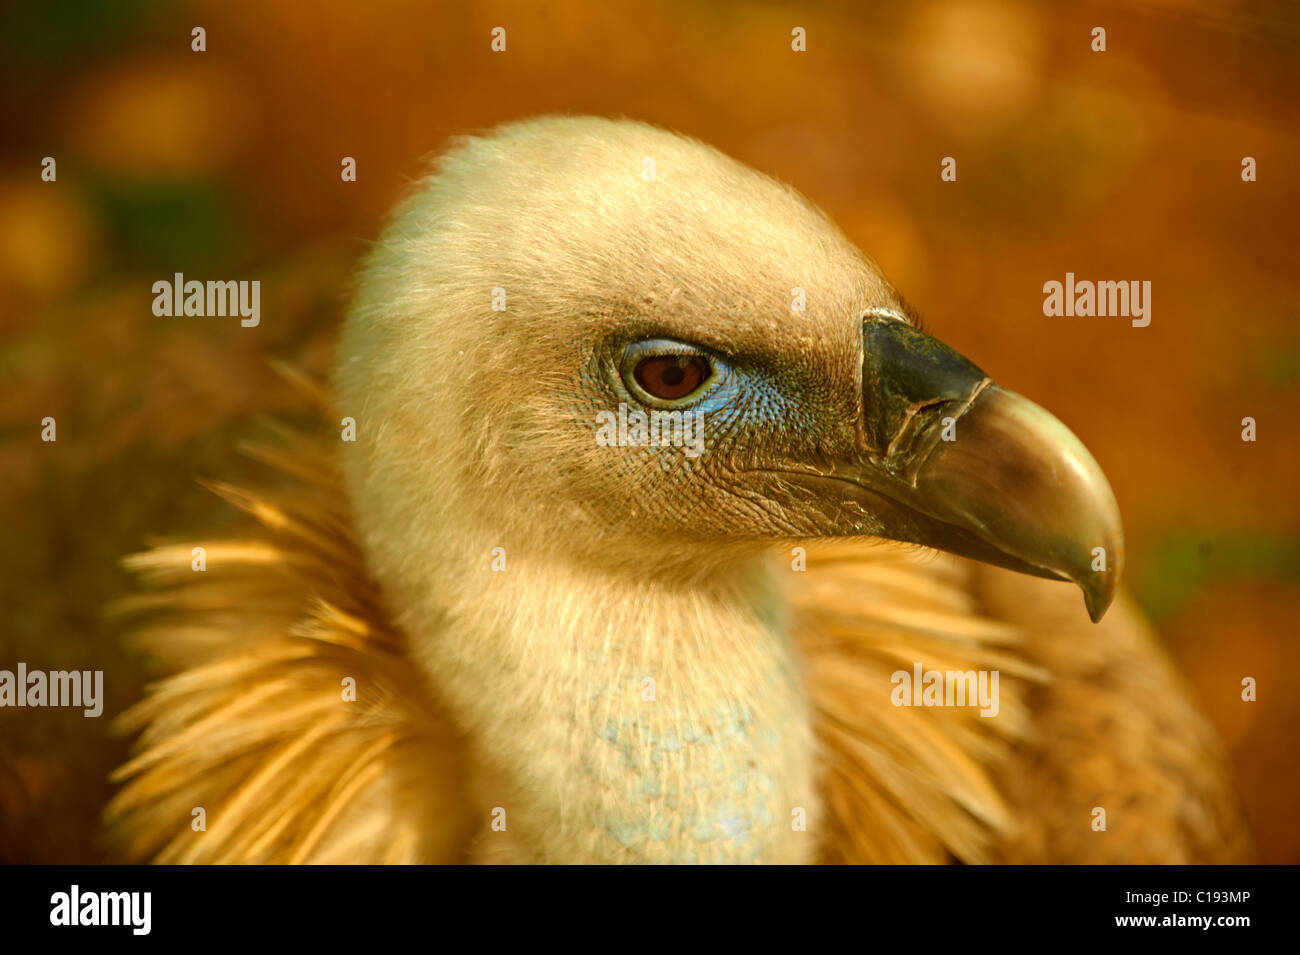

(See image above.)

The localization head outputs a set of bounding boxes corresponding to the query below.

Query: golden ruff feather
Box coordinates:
[107,419,474,864]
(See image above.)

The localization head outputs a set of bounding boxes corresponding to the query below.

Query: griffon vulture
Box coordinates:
[107,116,1250,864]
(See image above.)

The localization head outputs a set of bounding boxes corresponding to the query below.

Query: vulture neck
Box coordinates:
[403,530,820,864]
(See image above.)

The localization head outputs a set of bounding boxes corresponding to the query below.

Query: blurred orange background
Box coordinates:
[1,0,1297,862]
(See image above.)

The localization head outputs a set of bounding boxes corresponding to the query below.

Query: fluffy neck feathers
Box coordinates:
[395,531,820,863]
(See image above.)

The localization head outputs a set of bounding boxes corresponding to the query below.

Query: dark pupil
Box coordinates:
[634,355,709,400]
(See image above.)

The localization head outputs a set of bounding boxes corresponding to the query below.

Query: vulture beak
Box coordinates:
[833,313,1124,622]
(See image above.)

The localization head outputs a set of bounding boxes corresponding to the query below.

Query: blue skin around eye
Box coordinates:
[618,340,799,436]
[574,339,814,460]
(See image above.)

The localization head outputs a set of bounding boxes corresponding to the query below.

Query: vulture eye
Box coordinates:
[633,355,711,401]
[620,340,718,406]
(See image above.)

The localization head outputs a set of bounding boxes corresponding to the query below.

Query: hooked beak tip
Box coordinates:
[911,384,1125,624]
[1082,572,1118,623]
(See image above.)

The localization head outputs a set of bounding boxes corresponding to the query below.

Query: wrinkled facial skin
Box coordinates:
[571,317,868,544]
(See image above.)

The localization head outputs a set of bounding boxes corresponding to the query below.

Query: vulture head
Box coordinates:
[339,116,1121,619]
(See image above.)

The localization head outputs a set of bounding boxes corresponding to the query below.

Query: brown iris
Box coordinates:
[632,354,711,401]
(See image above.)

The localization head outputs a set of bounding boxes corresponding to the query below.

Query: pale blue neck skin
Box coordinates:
[406,543,821,864]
